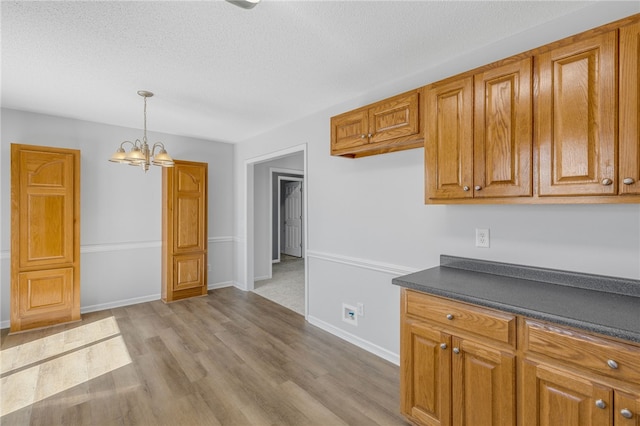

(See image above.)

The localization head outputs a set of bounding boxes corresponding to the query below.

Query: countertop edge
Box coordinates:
[393,278,640,344]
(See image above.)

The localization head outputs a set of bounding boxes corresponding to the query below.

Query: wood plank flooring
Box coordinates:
[1,287,408,426]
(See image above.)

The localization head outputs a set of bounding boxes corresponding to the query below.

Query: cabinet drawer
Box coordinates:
[523,319,640,383]
[404,290,516,345]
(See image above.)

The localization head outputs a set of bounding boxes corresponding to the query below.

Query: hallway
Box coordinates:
[253,255,304,315]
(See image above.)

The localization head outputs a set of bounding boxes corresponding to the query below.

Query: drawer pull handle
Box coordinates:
[601,178,613,186]
[440,343,447,350]
[621,409,633,419]
[623,177,635,185]
[446,314,454,320]
[607,359,619,369]
[453,347,460,354]
[595,399,607,409]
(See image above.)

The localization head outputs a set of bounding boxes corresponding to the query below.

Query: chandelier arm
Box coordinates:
[150,142,167,156]
[118,140,138,150]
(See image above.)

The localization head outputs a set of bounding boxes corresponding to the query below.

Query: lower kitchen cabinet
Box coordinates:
[521,360,640,426]
[401,290,516,426]
[400,289,640,426]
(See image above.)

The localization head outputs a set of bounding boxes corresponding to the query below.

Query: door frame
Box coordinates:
[272,171,304,264]
[244,144,308,318]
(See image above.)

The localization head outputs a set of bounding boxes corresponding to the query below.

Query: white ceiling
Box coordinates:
[1,1,603,144]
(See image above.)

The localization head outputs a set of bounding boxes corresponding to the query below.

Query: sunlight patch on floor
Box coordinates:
[0,317,132,416]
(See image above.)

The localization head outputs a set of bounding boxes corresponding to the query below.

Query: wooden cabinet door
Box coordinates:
[425,77,474,201]
[330,109,369,153]
[619,21,640,196]
[537,31,617,196]
[162,160,208,302]
[452,338,515,426]
[474,58,532,198]
[11,144,81,332]
[521,360,613,426]
[615,391,640,426]
[369,91,420,144]
[401,319,452,426]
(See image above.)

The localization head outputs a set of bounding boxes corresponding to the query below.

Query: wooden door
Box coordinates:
[451,337,515,426]
[401,319,452,426]
[615,391,640,425]
[425,77,474,201]
[474,58,532,198]
[162,160,208,302]
[521,360,612,426]
[619,21,640,196]
[10,144,81,332]
[369,91,420,144]
[330,109,369,153]
[537,31,617,196]
[283,180,302,257]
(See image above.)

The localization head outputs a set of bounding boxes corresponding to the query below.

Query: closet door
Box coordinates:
[11,144,81,332]
[162,160,208,302]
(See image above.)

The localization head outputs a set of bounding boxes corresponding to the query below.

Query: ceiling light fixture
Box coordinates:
[109,90,174,173]
[226,0,261,10]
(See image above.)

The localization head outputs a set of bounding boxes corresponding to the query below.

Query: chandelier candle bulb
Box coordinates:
[109,90,175,173]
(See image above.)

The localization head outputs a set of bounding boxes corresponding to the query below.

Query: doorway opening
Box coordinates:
[244,144,307,317]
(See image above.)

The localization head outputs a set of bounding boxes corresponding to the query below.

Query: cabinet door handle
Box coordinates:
[463,186,470,192]
[452,347,460,354]
[360,134,366,139]
[620,409,633,419]
[601,178,613,186]
[607,359,619,369]
[474,185,482,191]
[446,314,454,320]
[595,399,607,409]
[440,343,447,350]
[623,177,635,185]
[367,133,373,138]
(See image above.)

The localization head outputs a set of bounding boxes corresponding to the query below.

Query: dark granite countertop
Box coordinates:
[392,255,640,344]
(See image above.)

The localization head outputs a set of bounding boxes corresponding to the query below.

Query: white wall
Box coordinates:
[0,108,235,327]
[234,2,640,364]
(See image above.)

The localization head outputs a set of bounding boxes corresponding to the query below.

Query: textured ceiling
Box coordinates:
[1,1,601,143]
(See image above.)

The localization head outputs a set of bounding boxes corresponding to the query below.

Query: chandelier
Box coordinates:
[109,90,175,172]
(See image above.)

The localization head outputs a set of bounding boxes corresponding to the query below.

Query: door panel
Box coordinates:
[619,21,640,195]
[537,31,617,196]
[425,77,474,201]
[474,58,532,198]
[162,160,208,302]
[401,319,451,426]
[369,91,419,144]
[452,338,515,426]
[521,360,612,426]
[283,181,302,257]
[331,109,369,152]
[11,144,80,332]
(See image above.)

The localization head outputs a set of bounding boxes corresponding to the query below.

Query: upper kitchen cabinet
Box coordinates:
[619,20,640,196]
[425,13,640,204]
[425,58,532,203]
[330,89,423,158]
[537,31,617,197]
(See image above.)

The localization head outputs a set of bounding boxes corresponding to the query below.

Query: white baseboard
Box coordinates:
[307,315,400,366]
[254,274,271,282]
[0,280,237,330]
[208,281,234,290]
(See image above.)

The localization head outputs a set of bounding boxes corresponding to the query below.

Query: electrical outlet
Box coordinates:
[342,303,358,326]
[476,228,490,248]
[357,303,364,317]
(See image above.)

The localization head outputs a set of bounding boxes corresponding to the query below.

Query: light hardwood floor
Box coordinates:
[1,287,408,426]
